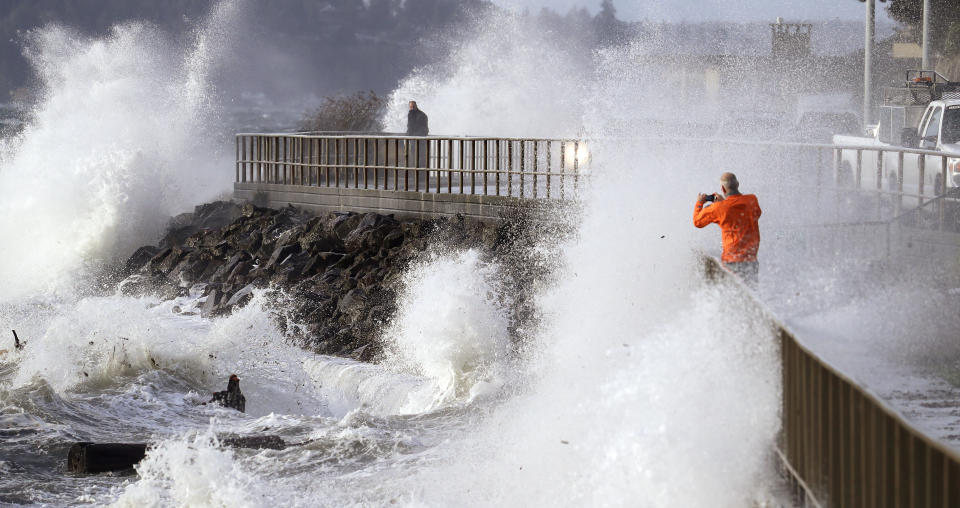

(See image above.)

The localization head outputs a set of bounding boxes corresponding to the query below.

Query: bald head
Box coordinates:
[720,172,740,196]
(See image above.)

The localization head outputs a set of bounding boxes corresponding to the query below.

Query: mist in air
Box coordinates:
[0,0,954,506]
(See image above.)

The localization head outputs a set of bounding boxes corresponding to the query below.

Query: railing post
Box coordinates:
[495,139,501,196]
[876,149,884,220]
[876,149,883,190]
[560,140,566,200]
[363,139,369,189]
[834,147,841,185]
[482,139,488,196]
[573,140,580,193]
[939,155,948,230]
[324,138,330,187]
[336,138,342,188]
[532,140,539,199]
[507,140,513,197]
[470,139,476,195]
[520,140,526,199]
[374,139,380,190]
[918,154,926,208]
[546,140,552,199]
[445,139,452,193]
[426,139,432,193]
[855,149,863,189]
[402,139,408,191]
[897,151,905,216]
[460,139,467,194]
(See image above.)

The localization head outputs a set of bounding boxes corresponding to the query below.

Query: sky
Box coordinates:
[492,0,896,23]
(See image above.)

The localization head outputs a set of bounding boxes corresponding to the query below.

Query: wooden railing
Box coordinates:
[235,133,588,200]
[702,255,960,507]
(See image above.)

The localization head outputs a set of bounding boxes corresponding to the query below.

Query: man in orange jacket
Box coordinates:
[693,172,762,285]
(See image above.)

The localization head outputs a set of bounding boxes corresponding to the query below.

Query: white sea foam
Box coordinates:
[381,250,513,411]
[1,5,790,507]
[369,13,784,507]
[0,1,241,302]
[110,427,278,508]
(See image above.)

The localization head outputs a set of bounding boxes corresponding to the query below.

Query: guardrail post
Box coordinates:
[520,140,526,199]
[446,139,453,193]
[918,154,926,208]
[833,147,841,186]
[532,140,539,199]
[495,140,501,196]
[507,140,513,197]
[546,140,552,199]
[897,151,905,216]
[459,139,465,194]
[482,139,489,196]
[856,149,863,190]
[939,156,947,230]
[573,140,580,193]
[560,141,566,200]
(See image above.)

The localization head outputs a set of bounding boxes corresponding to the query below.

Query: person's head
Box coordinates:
[409,101,417,110]
[720,172,740,196]
[228,374,240,391]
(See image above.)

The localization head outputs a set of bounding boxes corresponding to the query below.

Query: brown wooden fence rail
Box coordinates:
[702,255,960,508]
[235,133,588,200]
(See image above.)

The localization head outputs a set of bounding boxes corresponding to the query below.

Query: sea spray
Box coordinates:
[382,9,589,138]
[369,12,783,506]
[0,1,242,302]
[382,250,513,412]
[110,426,274,508]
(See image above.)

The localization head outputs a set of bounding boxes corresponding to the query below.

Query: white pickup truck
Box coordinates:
[834,75,960,197]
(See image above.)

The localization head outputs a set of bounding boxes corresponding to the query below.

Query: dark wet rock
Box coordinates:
[263,243,301,272]
[225,284,256,308]
[125,246,160,274]
[118,200,563,363]
[201,289,221,318]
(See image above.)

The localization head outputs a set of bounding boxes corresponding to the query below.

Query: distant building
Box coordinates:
[771,18,812,60]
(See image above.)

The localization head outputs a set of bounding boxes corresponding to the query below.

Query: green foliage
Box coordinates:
[299,91,385,133]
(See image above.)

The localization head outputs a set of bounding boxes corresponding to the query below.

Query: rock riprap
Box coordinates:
[118,201,542,362]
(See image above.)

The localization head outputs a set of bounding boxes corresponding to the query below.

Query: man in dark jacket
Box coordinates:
[406,101,428,136]
[406,101,429,168]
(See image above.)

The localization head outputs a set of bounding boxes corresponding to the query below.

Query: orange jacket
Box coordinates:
[693,194,762,263]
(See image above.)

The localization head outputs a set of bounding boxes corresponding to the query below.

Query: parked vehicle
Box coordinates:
[833,71,960,197]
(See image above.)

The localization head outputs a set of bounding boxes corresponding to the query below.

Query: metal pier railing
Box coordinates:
[235,133,588,200]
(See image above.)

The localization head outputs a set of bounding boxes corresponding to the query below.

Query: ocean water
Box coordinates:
[0,3,788,506]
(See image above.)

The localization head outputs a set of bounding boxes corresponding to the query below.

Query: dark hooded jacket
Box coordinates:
[407,107,429,136]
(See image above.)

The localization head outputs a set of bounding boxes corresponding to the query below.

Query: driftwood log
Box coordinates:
[67,435,287,473]
[67,443,147,474]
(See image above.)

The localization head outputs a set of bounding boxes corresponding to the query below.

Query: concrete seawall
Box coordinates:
[233,182,564,221]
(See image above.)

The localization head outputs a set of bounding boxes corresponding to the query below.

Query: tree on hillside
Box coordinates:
[299,91,385,132]
[594,0,627,46]
[884,0,960,54]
